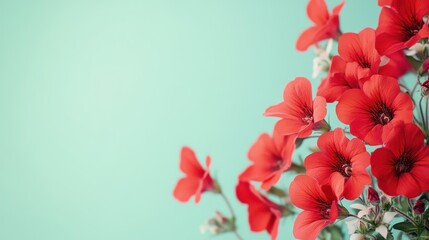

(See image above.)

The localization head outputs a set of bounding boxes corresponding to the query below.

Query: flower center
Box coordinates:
[274,158,284,170]
[341,163,352,178]
[333,152,352,178]
[394,153,414,176]
[378,112,392,125]
[370,102,394,125]
[321,208,331,219]
[317,200,333,219]
[301,115,313,124]
[402,17,424,41]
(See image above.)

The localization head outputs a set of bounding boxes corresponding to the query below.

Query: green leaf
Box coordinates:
[393,221,419,234]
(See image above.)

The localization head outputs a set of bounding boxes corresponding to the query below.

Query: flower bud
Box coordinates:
[367,187,379,204]
[422,79,429,96]
[413,200,425,214]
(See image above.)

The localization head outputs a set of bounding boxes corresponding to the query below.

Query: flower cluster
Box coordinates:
[173,0,429,239]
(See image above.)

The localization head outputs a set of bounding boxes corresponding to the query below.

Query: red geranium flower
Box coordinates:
[173,147,217,203]
[337,28,381,81]
[290,175,339,240]
[265,77,327,138]
[336,74,413,145]
[304,128,371,200]
[296,0,345,51]
[236,181,282,240]
[371,123,429,198]
[239,130,297,190]
[317,56,361,102]
[376,0,429,55]
[318,28,412,102]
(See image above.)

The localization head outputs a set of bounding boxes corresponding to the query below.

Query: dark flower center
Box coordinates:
[394,152,414,176]
[317,200,332,219]
[402,16,424,41]
[333,151,353,178]
[301,106,314,124]
[273,158,284,170]
[321,208,331,219]
[370,102,394,125]
[357,55,371,69]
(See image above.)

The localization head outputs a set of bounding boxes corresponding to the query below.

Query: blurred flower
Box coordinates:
[173,147,217,203]
[200,211,233,235]
[236,181,282,240]
[239,130,297,190]
[290,175,339,240]
[374,212,397,238]
[296,0,344,51]
[312,39,333,78]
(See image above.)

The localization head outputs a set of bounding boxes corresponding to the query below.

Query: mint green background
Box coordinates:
[0,1,379,239]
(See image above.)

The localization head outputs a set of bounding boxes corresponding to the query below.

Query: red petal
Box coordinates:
[293,211,329,240]
[173,176,200,202]
[313,96,327,123]
[336,89,369,124]
[248,204,271,232]
[307,0,329,25]
[180,147,204,177]
[290,175,329,211]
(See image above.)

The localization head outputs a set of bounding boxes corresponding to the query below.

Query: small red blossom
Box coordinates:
[304,128,371,200]
[296,0,345,51]
[239,130,297,190]
[290,175,339,240]
[422,79,429,96]
[317,56,360,102]
[173,147,216,203]
[265,77,327,138]
[371,123,429,198]
[376,0,429,55]
[318,28,381,102]
[236,181,282,240]
[336,74,413,145]
[338,28,381,81]
[367,187,380,204]
[414,200,426,214]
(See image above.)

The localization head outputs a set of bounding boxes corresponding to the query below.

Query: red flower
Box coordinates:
[173,147,216,203]
[239,130,297,190]
[318,28,413,102]
[265,77,327,138]
[376,0,429,55]
[296,0,345,51]
[336,74,413,145]
[371,123,429,198]
[236,181,282,240]
[337,28,381,81]
[305,128,371,200]
[290,175,339,240]
[317,56,361,102]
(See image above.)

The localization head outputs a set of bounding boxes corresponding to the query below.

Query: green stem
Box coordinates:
[391,206,419,227]
[419,96,427,132]
[219,192,244,240]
